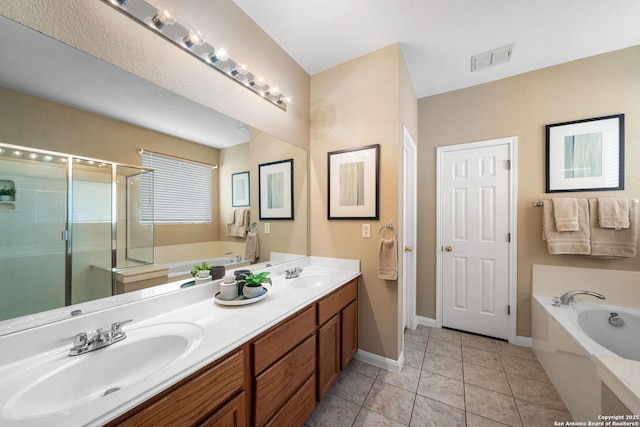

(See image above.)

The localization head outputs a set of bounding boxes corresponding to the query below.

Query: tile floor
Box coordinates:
[305,325,572,427]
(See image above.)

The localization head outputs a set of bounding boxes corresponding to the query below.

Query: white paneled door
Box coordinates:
[440,141,512,340]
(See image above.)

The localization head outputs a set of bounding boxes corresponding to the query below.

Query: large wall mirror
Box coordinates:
[0,16,307,333]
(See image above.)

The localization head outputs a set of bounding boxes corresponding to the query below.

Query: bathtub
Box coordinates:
[532,296,640,419]
[166,257,249,279]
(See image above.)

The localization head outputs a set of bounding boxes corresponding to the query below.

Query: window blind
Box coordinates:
[141,152,212,224]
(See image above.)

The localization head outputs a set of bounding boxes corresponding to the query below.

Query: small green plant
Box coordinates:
[240,271,272,288]
[190,261,211,277]
[0,186,16,196]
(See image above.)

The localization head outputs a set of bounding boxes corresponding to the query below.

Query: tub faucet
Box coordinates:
[225,252,241,262]
[558,290,606,305]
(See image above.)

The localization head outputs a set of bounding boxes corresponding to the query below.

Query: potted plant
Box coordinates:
[191,261,211,278]
[0,186,16,202]
[240,271,272,298]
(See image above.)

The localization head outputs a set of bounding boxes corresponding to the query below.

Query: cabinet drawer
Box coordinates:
[264,375,316,427]
[252,306,315,375]
[254,336,316,427]
[113,350,245,427]
[317,279,357,325]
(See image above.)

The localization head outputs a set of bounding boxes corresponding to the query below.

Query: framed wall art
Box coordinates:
[546,114,624,193]
[328,144,380,220]
[231,171,249,207]
[259,159,293,220]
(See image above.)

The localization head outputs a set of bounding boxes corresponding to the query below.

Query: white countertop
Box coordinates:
[0,256,360,427]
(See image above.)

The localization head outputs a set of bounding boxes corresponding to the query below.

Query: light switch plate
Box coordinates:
[264,223,270,234]
[362,224,371,238]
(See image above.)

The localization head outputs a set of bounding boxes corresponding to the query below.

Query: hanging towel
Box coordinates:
[226,209,250,237]
[542,199,590,255]
[378,237,398,280]
[552,198,579,232]
[589,199,637,258]
[598,197,629,229]
[244,230,260,262]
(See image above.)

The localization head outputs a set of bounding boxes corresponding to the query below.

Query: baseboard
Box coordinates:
[416,316,437,328]
[354,349,403,373]
[516,336,532,347]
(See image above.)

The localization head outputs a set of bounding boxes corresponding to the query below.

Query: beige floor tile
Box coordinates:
[406,325,431,338]
[466,412,511,427]
[516,398,573,427]
[426,337,462,360]
[463,362,511,395]
[377,365,421,393]
[410,395,465,427]
[507,374,569,413]
[404,347,425,369]
[417,370,465,410]
[352,407,407,427]
[429,327,462,344]
[422,353,463,381]
[405,332,428,351]
[461,333,500,353]
[501,355,550,383]
[306,392,360,427]
[495,342,538,361]
[346,358,381,379]
[462,346,504,371]
[363,381,416,425]
[331,368,375,405]
[465,384,522,426]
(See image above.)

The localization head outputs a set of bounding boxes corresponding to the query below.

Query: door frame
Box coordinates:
[402,127,417,331]
[435,137,518,343]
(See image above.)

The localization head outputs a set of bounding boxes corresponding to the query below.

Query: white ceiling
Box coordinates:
[233,0,640,97]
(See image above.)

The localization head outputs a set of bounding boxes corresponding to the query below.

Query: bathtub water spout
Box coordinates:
[558,290,606,305]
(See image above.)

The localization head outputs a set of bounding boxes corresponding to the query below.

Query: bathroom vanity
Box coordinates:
[0,257,360,427]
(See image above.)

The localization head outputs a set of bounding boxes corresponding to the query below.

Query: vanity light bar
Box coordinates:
[102,0,289,111]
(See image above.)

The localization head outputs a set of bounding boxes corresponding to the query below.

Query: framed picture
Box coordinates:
[328,144,380,220]
[259,159,293,220]
[546,114,624,193]
[231,171,250,207]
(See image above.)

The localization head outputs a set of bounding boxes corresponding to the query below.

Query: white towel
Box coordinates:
[378,238,398,280]
[542,199,590,255]
[598,197,629,229]
[590,199,637,258]
[226,209,250,237]
[244,231,260,262]
[552,198,579,232]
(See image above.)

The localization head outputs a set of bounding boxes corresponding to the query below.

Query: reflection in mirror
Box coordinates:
[0,16,307,335]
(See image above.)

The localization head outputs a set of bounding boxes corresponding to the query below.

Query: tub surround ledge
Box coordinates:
[595,354,640,415]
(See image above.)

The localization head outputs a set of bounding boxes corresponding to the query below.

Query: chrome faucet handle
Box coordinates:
[111,319,133,339]
[552,297,562,307]
[94,328,111,343]
[73,332,88,348]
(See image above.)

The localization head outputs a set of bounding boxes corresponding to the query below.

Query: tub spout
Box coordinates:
[558,290,606,305]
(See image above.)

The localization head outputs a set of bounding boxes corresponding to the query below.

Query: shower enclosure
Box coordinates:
[0,142,154,321]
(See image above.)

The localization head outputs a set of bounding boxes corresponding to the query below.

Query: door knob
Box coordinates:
[404,246,413,252]
[444,245,453,252]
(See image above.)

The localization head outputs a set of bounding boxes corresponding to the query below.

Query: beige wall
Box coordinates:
[311,44,416,360]
[219,142,251,241]
[0,86,221,246]
[417,46,640,337]
[0,0,310,150]
[249,129,308,259]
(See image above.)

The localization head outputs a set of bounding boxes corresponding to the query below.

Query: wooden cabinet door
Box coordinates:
[316,314,340,401]
[198,391,246,427]
[341,300,358,369]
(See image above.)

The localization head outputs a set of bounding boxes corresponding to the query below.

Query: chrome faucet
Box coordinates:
[69,319,132,356]
[557,290,606,305]
[285,267,303,279]
[225,252,241,262]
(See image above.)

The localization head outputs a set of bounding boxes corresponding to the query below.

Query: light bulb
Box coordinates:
[230,63,248,76]
[183,30,205,48]
[28,153,38,160]
[252,76,265,88]
[151,4,176,29]
[13,150,22,157]
[43,155,53,162]
[269,86,280,96]
[208,45,229,63]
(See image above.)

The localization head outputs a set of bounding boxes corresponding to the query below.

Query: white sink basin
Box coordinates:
[1,322,202,420]
[288,272,333,289]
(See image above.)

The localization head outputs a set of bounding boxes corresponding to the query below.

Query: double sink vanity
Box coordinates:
[0,256,361,427]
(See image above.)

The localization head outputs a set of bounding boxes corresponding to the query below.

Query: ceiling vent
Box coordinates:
[471,44,514,72]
